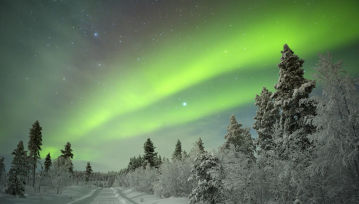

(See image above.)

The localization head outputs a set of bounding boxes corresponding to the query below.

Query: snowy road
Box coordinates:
[0,187,188,204]
[71,187,138,204]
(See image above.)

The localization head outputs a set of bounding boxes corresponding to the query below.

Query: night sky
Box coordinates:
[1,0,359,171]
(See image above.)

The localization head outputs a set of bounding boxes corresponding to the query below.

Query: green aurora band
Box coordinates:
[1,1,358,164]
[47,0,359,150]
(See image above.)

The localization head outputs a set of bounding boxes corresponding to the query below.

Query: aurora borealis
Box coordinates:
[1,0,359,171]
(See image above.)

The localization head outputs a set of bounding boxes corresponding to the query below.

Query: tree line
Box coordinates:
[0,122,99,196]
[117,44,359,204]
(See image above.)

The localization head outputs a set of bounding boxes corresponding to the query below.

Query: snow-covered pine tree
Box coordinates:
[219,144,258,203]
[44,153,52,172]
[144,138,157,167]
[154,157,193,197]
[190,137,206,160]
[49,156,72,194]
[6,141,29,196]
[60,142,74,173]
[196,137,205,153]
[5,168,24,197]
[154,154,163,167]
[254,87,279,152]
[0,157,4,178]
[252,87,282,202]
[189,152,225,204]
[28,120,43,188]
[127,155,144,171]
[172,139,182,161]
[309,55,359,203]
[182,150,189,159]
[223,115,254,160]
[0,156,5,188]
[270,44,318,202]
[85,162,93,182]
[273,44,317,160]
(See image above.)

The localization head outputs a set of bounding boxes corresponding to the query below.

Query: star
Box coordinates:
[93,32,99,37]
[182,102,187,107]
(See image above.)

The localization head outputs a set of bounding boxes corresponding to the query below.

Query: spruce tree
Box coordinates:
[0,156,5,186]
[309,55,359,202]
[6,141,29,196]
[182,150,189,159]
[127,155,144,171]
[223,115,254,160]
[5,168,24,197]
[254,88,279,151]
[61,142,74,173]
[189,152,225,204]
[271,44,318,202]
[172,139,182,161]
[196,137,205,153]
[189,137,206,159]
[85,162,92,182]
[144,138,157,167]
[155,155,162,167]
[28,120,43,188]
[44,153,52,172]
[273,44,317,159]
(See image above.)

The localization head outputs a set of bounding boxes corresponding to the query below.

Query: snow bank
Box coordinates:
[0,185,96,204]
[117,187,189,204]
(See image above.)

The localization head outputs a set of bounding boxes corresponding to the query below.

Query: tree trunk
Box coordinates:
[32,159,36,188]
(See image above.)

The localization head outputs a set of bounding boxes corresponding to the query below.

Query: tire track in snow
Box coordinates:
[67,188,100,204]
[114,188,139,204]
[111,187,129,204]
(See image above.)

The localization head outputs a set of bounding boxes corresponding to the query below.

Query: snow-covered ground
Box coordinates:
[116,187,188,204]
[0,185,97,204]
[0,186,189,204]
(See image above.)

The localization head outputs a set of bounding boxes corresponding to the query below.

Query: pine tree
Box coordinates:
[61,142,74,173]
[182,150,189,159]
[5,168,24,197]
[270,44,318,202]
[154,155,163,167]
[273,44,317,160]
[219,145,257,203]
[85,162,93,182]
[6,141,29,196]
[190,137,206,159]
[28,120,43,188]
[143,138,157,167]
[127,155,144,171]
[308,55,359,202]
[0,156,5,186]
[254,88,279,151]
[172,139,182,161]
[44,153,52,172]
[223,115,254,160]
[61,142,74,159]
[196,137,205,153]
[189,152,225,204]
[49,156,72,194]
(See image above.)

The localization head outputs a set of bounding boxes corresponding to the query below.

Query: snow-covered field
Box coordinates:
[0,185,97,204]
[0,186,189,204]
[117,187,188,204]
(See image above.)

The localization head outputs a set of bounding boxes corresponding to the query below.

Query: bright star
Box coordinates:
[182,102,187,107]
[93,32,99,37]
